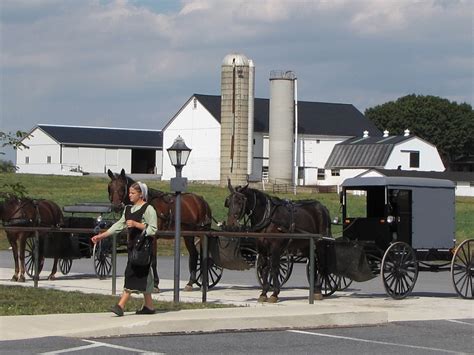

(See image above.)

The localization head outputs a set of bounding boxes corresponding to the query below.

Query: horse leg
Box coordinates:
[7,233,19,281]
[257,252,270,302]
[151,238,160,292]
[268,251,282,303]
[183,236,198,291]
[18,236,27,282]
[48,258,58,280]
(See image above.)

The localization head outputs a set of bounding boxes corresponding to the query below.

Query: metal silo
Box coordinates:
[220,53,253,186]
[268,70,296,185]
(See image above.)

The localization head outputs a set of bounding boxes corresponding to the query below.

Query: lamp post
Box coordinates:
[167,135,191,303]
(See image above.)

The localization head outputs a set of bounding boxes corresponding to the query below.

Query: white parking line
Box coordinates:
[445,319,473,326]
[288,330,465,354]
[40,339,164,354]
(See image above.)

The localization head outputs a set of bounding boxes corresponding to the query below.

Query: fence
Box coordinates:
[0,225,331,304]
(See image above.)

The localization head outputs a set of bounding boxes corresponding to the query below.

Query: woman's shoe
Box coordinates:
[110,304,124,316]
[136,306,156,315]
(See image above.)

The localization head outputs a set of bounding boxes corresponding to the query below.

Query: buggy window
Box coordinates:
[345,186,385,218]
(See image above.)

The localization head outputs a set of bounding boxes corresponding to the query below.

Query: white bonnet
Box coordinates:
[137,181,148,201]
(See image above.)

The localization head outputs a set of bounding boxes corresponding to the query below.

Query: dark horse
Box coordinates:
[225,180,332,303]
[0,196,64,282]
[107,169,213,291]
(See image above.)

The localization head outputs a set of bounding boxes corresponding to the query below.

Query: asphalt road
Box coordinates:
[1,319,472,354]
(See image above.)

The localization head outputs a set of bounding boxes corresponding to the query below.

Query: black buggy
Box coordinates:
[336,176,473,299]
[24,203,122,279]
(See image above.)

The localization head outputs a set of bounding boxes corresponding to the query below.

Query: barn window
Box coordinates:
[298,167,304,179]
[331,169,340,176]
[47,156,51,164]
[410,152,419,168]
[317,168,325,180]
[25,156,29,164]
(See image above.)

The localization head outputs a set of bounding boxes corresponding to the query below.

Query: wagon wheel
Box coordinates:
[305,259,340,297]
[337,276,353,291]
[194,239,223,289]
[59,258,73,275]
[451,239,474,299]
[25,237,44,278]
[93,238,112,279]
[256,250,294,288]
[381,242,418,299]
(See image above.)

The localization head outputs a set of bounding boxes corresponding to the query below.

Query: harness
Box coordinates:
[2,199,42,227]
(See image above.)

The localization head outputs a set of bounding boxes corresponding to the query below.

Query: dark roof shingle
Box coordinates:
[37,125,162,149]
[194,94,381,136]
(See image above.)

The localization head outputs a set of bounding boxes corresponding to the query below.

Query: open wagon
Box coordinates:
[24,203,122,279]
[335,175,473,299]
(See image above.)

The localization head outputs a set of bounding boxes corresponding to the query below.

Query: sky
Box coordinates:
[1,0,472,162]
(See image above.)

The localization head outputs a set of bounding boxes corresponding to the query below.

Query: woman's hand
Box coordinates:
[91,234,106,244]
[126,220,141,229]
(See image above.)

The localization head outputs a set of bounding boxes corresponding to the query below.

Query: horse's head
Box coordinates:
[224,179,250,227]
[107,169,130,212]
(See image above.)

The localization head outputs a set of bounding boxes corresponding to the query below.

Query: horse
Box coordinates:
[107,169,213,291]
[0,196,64,282]
[225,180,332,303]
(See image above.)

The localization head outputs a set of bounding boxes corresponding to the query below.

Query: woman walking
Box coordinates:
[92,181,157,316]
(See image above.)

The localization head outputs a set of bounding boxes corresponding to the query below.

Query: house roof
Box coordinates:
[324,135,413,169]
[365,168,474,183]
[193,94,381,136]
[36,124,162,149]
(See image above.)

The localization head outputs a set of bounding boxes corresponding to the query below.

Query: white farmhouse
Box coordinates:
[16,124,162,175]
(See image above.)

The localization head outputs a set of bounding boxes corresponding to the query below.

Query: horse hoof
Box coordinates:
[257,295,268,303]
[184,284,193,292]
[48,275,56,281]
[18,276,26,283]
[314,293,323,301]
[153,286,160,293]
[11,275,18,282]
[268,295,278,303]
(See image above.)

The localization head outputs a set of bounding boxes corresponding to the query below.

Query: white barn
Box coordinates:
[162,94,382,183]
[16,124,162,175]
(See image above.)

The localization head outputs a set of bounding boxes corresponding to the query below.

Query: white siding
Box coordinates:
[385,137,445,171]
[162,98,221,181]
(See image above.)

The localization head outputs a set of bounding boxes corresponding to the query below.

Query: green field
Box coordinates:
[1,172,473,252]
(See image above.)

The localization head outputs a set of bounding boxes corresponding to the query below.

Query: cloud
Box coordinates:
[0,0,472,164]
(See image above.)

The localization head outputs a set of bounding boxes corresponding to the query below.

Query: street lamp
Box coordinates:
[167,135,191,303]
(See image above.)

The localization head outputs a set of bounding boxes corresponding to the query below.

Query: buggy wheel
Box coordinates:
[256,251,294,288]
[25,238,44,278]
[337,276,353,291]
[93,238,112,279]
[451,239,474,299]
[305,260,340,297]
[59,258,73,275]
[381,242,418,299]
[193,238,224,289]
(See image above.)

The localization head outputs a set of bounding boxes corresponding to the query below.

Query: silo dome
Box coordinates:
[222,53,249,66]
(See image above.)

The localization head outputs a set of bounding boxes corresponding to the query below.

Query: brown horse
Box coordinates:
[107,169,213,290]
[225,180,332,303]
[0,197,64,282]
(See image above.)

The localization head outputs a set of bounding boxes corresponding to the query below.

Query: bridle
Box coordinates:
[1,198,40,227]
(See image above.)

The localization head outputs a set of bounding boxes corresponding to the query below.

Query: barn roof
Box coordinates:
[36,124,162,149]
[324,135,413,169]
[365,168,474,183]
[193,94,381,137]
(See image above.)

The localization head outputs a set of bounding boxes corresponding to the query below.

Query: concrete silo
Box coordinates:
[220,53,254,186]
[268,70,296,185]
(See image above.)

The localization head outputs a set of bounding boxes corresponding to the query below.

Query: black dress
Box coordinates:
[123,203,152,292]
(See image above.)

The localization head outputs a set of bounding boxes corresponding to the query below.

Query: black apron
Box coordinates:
[123,203,151,292]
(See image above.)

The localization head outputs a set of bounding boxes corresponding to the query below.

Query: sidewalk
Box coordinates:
[1,268,472,341]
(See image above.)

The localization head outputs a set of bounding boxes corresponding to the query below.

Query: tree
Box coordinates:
[0,130,29,198]
[365,94,474,169]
